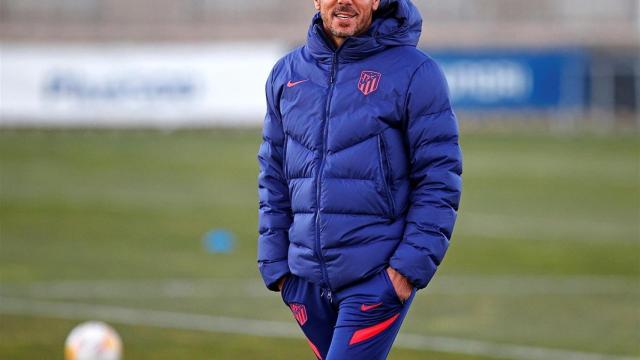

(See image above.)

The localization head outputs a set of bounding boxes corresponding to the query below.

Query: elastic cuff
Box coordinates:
[389,243,438,290]
[258,259,291,291]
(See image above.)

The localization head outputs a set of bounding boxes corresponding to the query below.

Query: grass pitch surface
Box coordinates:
[0,129,638,359]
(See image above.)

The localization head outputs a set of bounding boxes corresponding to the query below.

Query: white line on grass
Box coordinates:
[458,212,639,243]
[0,296,637,360]
[1,275,636,300]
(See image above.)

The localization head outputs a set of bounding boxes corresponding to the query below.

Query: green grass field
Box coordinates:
[0,129,638,359]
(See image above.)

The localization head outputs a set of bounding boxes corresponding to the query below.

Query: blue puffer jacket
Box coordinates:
[258,0,462,292]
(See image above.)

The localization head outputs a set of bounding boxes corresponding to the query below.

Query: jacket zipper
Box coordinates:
[315,52,337,292]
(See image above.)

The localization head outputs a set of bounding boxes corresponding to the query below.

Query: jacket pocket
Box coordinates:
[377,134,396,218]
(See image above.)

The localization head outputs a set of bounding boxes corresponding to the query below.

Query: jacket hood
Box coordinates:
[306,0,423,63]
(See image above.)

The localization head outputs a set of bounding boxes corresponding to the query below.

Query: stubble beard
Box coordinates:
[320,6,372,42]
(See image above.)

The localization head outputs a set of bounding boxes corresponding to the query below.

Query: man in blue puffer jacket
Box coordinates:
[257,0,462,358]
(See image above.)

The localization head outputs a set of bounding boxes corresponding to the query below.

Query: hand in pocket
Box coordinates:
[386,267,413,302]
[277,275,289,292]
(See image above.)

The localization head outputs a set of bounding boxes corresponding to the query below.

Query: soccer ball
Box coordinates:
[64,321,122,360]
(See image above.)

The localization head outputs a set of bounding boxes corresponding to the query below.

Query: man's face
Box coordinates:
[314,0,380,41]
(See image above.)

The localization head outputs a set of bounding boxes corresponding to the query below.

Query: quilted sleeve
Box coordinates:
[257,65,293,291]
[389,58,463,290]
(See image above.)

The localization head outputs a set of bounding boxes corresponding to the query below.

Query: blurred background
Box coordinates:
[0,1,638,359]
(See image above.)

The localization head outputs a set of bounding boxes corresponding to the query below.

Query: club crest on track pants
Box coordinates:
[280,270,416,359]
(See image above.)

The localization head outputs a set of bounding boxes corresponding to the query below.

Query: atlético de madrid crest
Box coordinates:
[358,71,382,96]
[289,303,308,326]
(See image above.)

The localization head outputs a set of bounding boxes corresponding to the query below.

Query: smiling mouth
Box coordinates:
[334,13,356,19]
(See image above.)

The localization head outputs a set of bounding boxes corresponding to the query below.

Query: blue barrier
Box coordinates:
[429,49,589,111]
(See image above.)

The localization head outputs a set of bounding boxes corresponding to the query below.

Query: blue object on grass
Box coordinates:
[203,229,235,253]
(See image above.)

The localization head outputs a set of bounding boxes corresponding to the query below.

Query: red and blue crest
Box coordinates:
[358,71,382,96]
[289,303,308,326]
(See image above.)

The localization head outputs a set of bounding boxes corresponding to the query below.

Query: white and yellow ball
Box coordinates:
[64,321,122,360]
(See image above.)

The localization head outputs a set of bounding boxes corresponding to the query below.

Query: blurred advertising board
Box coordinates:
[1,44,589,127]
[0,43,284,127]
[431,49,589,111]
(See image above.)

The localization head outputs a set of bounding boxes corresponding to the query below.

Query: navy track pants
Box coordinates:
[280,268,415,359]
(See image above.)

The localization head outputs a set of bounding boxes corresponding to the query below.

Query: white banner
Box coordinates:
[0,43,285,127]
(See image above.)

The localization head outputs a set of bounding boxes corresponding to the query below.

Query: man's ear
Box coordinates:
[372,0,380,11]
[314,0,320,11]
